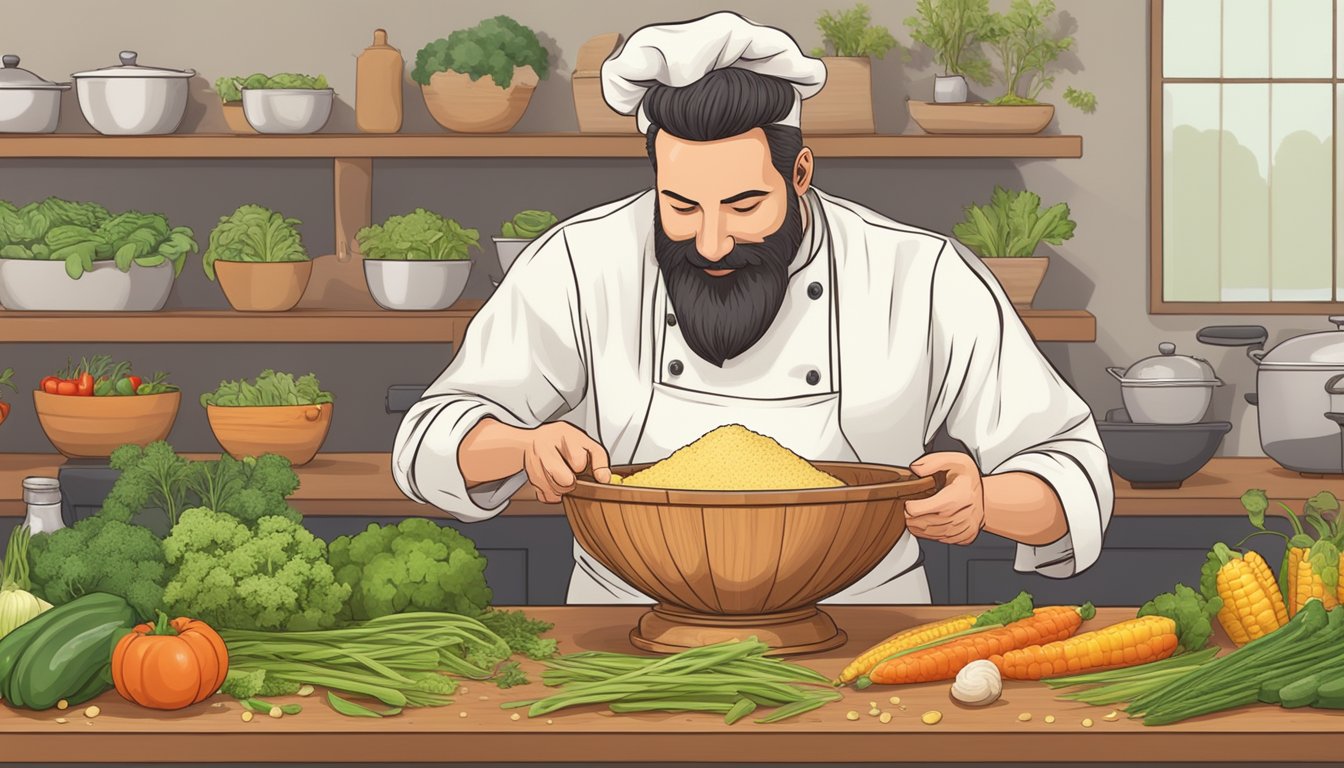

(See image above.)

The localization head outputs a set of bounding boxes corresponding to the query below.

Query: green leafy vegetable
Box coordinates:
[220,668,302,699]
[1138,583,1221,653]
[327,691,399,718]
[972,590,1033,627]
[493,661,529,689]
[0,197,196,279]
[0,367,16,396]
[199,369,333,408]
[28,517,166,622]
[983,0,1096,111]
[952,185,1076,258]
[162,507,351,631]
[356,209,480,261]
[500,210,557,239]
[479,609,558,660]
[411,16,551,89]
[904,0,995,83]
[810,3,901,58]
[202,204,307,281]
[217,73,329,103]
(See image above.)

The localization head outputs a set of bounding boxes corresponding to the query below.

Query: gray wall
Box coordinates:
[0,0,1315,456]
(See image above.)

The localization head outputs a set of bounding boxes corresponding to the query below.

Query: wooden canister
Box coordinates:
[356,29,403,133]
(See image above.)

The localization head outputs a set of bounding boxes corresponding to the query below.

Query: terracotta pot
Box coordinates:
[420,66,539,133]
[214,260,312,312]
[983,256,1049,309]
[908,99,1055,135]
[221,102,255,133]
[800,57,874,134]
[33,390,180,458]
[563,462,940,655]
[206,402,333,466]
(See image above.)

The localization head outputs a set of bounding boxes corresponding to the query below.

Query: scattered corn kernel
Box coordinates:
[459,711,468,718]
[921,710,942,725]
[268,707,283,719]
[83,706,99,718]
[479,696,490,701]
[510,713,521,721]
[1082,718,1094,728]
[1103,710,1119,721]
[1044,715,1056,724]
[458,687,468,694]
[211,702,223,708]
[845,710,860,721]
[888,696,901,705]
[879,712,893,724]
[868,707,880,716]
[297,685,315,697]
[1018,713,1032,722]
[546,719,554,725]
[241,711,254,723]
[56,700,68,711]
[55,717,68,724]
[898,705,907,711]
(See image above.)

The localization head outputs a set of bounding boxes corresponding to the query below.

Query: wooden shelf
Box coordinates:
[0,133,1083,159]
[0,303,1094,343]
[0,454,1320,519]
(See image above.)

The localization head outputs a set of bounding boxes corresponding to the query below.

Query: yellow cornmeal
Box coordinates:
[608,424,844,491]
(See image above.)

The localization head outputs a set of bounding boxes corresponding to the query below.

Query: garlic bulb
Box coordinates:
[950,659,1002,706]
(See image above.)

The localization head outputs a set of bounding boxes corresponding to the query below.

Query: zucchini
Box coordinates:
[0,596,70,693]
[4,593,135,710]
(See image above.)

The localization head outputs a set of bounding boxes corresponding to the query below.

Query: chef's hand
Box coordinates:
[518,422,611,504]
[905,452,986,546]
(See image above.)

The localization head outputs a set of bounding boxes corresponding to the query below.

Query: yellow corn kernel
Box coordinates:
[1338,552,1344,606]
[1288,547,1338,616]
[1243,551,1290,625]
[837,614,978,684]
[1215,558,1284,646]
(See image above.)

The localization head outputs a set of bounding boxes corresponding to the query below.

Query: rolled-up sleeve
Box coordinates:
[391,230,588,522]
[927,239,1114,577]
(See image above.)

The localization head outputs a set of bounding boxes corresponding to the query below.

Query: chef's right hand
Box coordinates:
[517,422,612,503]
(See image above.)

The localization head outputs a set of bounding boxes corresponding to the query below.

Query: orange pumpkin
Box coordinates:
[112,611,229,710]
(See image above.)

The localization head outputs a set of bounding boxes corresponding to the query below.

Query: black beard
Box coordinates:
[654,191,804,367]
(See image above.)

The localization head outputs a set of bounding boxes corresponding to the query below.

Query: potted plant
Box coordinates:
[909,0,1096,134]
[412,16,551,133]
[494,210,557,277]
[952,186,1075,309]
[904,0,995,103]
[201,369,333,466]
[806,3,901,134]
[203,204,311,312]
[0,197,196,311]
[32,355,181,458]
[238,73,334,134]
[357,208,480,311]
[214,76,253,133]
[0,368,13,428]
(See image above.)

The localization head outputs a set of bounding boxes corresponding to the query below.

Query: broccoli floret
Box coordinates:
[28,515,166,621]
[220,668,301,698]
[162,507,349,630]
[479,609,557,660]
[1139,582,1222,653]
[185,453,301,526]
[328,518,492,621]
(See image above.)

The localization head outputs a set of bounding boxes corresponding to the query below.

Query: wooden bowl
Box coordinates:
[420,67,539,133]
[563,462,939,655]
[206,403,332,466]
[214,260,313,312]
[33,390,181,458]
[907,99,1055,135]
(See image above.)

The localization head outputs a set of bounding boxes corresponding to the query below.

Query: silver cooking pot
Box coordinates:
[0,54,70,133]
[1199,318,1344,475]
[1106,342,1223,424]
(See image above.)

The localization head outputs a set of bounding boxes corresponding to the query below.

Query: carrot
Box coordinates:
[863,604,1094,686]
[990,615,1179,681]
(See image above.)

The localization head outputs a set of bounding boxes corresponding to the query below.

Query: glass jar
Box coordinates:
[22,476,65,534]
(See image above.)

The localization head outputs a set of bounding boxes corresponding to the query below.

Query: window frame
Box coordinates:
[1149,0,1344,314]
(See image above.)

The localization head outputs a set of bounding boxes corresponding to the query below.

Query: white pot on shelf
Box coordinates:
[363,259,470,311]
[0,260,174,310]
[933,75,969,103]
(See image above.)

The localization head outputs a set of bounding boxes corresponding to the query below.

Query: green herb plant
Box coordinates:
[952,186,1076,258]
[0,197,197,279]
[500,210,557,239]
[904,0,995,83]
[983,0,1096,112]
[356,209,480,261]
[412,16,551,89]
[216,74,328,103]
[202,204,307,281]
[200,369,333,408]
[810,3,901,58]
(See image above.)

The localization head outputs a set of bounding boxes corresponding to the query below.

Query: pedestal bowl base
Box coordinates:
[629,604,847,656]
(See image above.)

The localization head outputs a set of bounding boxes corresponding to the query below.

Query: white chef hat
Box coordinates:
[601,12,827,133]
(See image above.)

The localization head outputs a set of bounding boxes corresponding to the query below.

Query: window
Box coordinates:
[1152,0,1343,313]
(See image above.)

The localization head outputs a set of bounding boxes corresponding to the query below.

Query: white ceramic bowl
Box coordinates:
[364,259,470,311]
[242,89,334,134]
[0,260,174,311]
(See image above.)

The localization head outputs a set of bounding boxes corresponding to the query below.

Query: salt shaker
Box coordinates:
[22,477,65,534]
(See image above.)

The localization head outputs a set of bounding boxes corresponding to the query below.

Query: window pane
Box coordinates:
[1165,0,1221,77]
[1338,85,1344,298]
[1221,85,1271,301]
[1270,84,1332,301]
[1225,0,1270,77]
[1164,85,1222,302]
[1271,0,1333,77]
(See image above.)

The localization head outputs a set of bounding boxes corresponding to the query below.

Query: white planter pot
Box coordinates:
[363,259,470,311]
[933,75,969,104]
[0,260,174,310]
[493,237,534,275]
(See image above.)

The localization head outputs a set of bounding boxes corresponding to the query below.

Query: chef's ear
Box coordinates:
[792,148,814,195]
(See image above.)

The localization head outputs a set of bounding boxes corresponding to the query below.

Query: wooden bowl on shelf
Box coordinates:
[206,403,332,466]
[908,99,1055,135]
[562,462,939,655]
[214,260,313,312]
[33,390,180,458]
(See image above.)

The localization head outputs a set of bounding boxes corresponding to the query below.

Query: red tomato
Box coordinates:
[40,376,59,394]
[76,372,94,396]
[128,375,142,392]
[56,380,77,396]
[0,401,9,421]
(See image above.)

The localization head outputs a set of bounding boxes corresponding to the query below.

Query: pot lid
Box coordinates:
[0,55,71,90]
[71,51,195,79]
[1114,342,1220,383]
[1259,316,1344,368]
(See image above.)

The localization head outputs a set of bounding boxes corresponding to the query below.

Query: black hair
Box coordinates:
[642,67,804,187]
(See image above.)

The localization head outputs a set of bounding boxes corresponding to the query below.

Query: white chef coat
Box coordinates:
[391,187,1115,605]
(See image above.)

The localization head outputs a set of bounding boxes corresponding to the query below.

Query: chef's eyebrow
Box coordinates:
[660,190,770,206]
[661,190,699,206]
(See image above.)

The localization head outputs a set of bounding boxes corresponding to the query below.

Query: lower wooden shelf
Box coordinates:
[0,452,1325,519]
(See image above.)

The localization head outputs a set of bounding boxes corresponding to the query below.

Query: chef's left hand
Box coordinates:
[905,452,986,546]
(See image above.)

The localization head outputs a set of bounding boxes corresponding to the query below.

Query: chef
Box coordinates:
[392,12,1114,604]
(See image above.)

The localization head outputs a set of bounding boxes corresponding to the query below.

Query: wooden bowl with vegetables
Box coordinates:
[563,425,940,656]
[202,369,333,466]
[32,357,180,458]
[0,367,15,428]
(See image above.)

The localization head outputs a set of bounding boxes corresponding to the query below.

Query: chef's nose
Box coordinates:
[696,215,734,263]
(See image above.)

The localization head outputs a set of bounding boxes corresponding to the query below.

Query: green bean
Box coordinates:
[608,700,737,714]
[754,692,843,724]
[725,697,758,724]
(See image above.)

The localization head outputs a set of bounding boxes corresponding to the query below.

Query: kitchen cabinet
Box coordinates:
[0,605,1337,765]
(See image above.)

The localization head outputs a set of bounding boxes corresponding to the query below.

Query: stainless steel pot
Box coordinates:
[1106,342,1223,424]
[1199,318,1344,475]
[71,51,194,135]
[0,54,70,133]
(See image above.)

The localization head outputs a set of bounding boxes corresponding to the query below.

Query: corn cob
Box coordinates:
[1208,546,1287,646]
[1338,552,1344,607]
[836,614,977,685]
[1286,547,1339,616]
[991,615,1179,680]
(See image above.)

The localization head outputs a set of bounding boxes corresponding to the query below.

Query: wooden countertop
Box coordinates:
[0,453,1331,519]
[0,605,1338,764]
